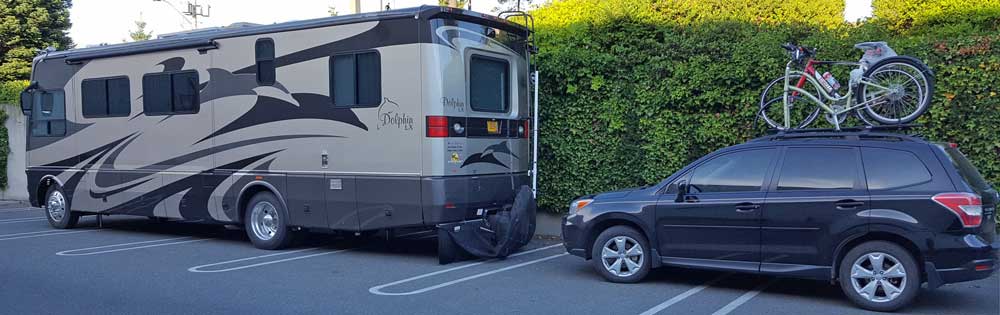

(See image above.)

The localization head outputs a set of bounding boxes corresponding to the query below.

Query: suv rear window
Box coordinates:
[935,144,992,192]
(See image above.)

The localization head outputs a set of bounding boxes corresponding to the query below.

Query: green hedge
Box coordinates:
[0,80,28,190]
[532,0,1000,214]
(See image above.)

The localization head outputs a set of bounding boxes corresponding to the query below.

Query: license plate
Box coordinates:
[487,121,499,134]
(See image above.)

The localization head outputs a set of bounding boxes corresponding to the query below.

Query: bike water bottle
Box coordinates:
[822,72,842,98]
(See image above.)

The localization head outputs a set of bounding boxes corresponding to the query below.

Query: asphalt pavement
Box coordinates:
[1,205,997,315]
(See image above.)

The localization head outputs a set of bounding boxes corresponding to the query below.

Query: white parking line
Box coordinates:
[0,217,46,224]
[711,278,779,315]
[0,229,100,241]
[0,208,41,213]
[369,243,565,296]
[639,274,730,315]
[188,247,353,273]
[56,236,212,256]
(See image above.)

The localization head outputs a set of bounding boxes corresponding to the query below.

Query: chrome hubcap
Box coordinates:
[47,191,66,222]
[850,252,907,303]
[601,236,644,277]
[250,201,279,241]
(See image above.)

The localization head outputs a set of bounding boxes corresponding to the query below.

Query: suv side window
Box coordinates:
[862,147,932,190]
[688,149,775,193]
[778,147,860,191]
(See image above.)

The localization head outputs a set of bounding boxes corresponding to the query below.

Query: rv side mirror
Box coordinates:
[674,181,688,203]
[20,90,32,115]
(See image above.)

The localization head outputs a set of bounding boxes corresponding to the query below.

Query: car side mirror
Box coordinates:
[19,90,32,116]
[675,181,689,203]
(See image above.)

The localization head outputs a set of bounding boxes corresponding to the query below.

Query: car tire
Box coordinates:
[838,241,920,312]
[244,192,296,250]
[44,185,80,229]
[591,226,651,283]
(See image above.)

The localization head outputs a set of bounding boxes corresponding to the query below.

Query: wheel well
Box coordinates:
[584,218,648,260]
[237,185,273,224]
[36,178,57,207]
[833,232,925,281]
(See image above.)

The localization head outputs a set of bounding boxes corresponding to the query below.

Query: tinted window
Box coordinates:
[142,71,199,115]
[171,71,199,113]
[469,56,509,112]
[82,77,131,118]
[107,78,131,116]
[330,51,380,107]
[862,148,932,190]
[256,38,276,85]
[142,73,172,114]
[778,147,859,190]
[689,149,775,193]
[82,79,108,117]
[31,90,66,137]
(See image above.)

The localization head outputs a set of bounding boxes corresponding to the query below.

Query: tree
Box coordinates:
[129,16,154,42]
[0,0,74,81]
[328,5,338,16]
[438,0,468,9]
[493,0,536,12]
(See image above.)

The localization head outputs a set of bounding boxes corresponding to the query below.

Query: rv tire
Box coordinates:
[244,192,295,250]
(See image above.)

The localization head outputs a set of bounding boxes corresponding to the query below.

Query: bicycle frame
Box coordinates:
[781,59,894,130]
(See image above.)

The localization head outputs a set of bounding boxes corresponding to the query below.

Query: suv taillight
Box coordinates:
[932,192,983,228]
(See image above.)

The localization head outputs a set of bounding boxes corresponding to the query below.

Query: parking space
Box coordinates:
[1,206,997,314]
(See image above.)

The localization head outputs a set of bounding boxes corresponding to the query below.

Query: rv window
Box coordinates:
[469,55,509,113]
[330,51,381,107]
[142,71,200,115]
[30,90,66,137]
[256,38,276,85]
[82,77,131,118]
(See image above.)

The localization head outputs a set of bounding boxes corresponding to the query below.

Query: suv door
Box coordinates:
[761,146,868,278]
[656,148,777,271]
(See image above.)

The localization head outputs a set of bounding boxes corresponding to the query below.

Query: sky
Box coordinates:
[68,0,875,47]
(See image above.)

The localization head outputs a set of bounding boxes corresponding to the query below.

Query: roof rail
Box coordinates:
[752,124,925,143]
[766,124,922,135]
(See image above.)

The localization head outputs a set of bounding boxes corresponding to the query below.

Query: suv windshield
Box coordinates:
[934,144,993,193]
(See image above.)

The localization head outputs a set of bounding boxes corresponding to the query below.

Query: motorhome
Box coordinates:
[21,6,537,253]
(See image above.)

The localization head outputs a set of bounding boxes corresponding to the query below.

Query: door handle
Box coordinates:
[735,203,760,212]
[836,199,865,210]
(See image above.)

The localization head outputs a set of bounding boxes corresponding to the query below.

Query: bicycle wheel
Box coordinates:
[759,74,821,129]
[857,56,934,125]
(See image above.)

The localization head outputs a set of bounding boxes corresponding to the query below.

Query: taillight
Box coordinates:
[426,116,449,138]
[522,120,531,139]
[932,192,983,228]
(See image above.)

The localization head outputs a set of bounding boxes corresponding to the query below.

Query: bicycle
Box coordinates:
[758,42,935,130]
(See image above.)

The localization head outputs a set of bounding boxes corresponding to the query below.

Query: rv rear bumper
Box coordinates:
[421,172,530,225]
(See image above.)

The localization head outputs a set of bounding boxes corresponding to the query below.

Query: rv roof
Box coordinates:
[41,5,528,63]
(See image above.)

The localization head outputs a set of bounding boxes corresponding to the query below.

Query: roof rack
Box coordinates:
[752,124,925,143]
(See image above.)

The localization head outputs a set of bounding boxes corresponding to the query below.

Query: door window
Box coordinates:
[688,149,775,193]
[30,90,66,137]
[777,147,859,191]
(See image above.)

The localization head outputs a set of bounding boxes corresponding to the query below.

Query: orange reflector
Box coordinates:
[254,176,263,180]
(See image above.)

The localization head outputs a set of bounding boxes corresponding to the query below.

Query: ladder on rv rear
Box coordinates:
[498,11,540,199]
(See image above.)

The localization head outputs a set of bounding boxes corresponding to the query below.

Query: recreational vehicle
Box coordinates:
[20,6,538,254]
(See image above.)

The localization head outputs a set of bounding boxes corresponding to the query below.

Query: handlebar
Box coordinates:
[781,43,816,60]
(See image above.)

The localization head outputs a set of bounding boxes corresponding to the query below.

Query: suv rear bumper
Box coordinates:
[925,235,998,288]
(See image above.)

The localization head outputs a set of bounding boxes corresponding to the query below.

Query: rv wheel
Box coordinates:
[244,192,296,250]
[45,185,80,229]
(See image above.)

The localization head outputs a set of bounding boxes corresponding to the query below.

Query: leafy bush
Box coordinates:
[532,0,1000,214]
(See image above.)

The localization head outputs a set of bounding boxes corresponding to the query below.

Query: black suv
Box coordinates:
[561,131,998,312]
